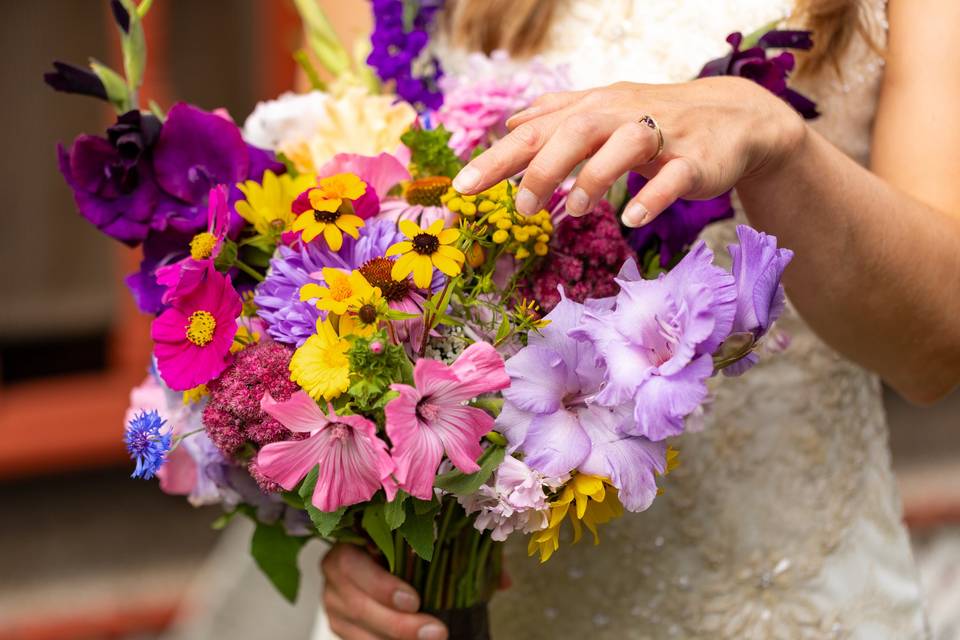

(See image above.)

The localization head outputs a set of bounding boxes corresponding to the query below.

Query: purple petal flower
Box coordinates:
[570,244,736,440]
[44,61,107,101]
[699,30,819,120]
[626,173,734,265]
[497,293,667,512]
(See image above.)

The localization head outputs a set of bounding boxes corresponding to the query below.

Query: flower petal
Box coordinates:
[411,254,434,289]
[260,390,328,433]
[399,219,421,239]
[256,431,326,490]
[503,344,570,414]
[522,410,591,477]
[438,228,460,245]
[391,250,418,280]
[323,223,344,251]
[386,241,413,256]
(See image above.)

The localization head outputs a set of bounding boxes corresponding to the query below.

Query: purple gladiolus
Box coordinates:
[571,243,737,441]
[367,0,444,110]
[720,224,794,375]
[699,30,818,120]
[626,173,734,265]
[496,293,667,513]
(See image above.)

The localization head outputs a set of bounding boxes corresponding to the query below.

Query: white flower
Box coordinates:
[242,90,330,151]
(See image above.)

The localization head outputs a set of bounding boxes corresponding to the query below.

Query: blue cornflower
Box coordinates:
[124,409,172,479]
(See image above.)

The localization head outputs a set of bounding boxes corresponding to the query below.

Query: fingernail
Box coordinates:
[418,623,448,640]
[622,202,650,228]
[506,106,539,126]
[392,589,419,613]
[565,187,590,217]
[452,166,481,192]
[514,188,539,216]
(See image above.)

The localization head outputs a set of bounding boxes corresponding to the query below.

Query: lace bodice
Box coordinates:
[433,1,930,638]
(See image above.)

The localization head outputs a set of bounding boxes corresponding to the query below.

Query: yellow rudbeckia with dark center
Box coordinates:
[291,173,366,251]
[386,219,464,288]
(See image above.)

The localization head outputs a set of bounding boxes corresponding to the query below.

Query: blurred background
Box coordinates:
[0,1,958,639]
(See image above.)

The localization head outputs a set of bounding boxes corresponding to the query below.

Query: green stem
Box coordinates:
[293,48,327,91]
[424,499,455,607]
[233,259,265,282]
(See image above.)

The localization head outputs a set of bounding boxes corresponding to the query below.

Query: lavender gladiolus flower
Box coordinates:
[699,30,818,119]
[496,293,667,513]
[720,225,794,376]
[626,173,734,265]
[571,243,737,441]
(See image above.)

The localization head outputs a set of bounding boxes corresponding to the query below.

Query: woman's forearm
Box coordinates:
[736,126,960,403]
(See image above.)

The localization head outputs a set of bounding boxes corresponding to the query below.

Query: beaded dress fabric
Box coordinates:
[433,1,930,638]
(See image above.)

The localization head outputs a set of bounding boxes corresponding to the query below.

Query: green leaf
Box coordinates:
[361,504,395,571]
[250,521,308,603]
[147,99,166,121]
[384,492,408,530]
[89,59,129,113]
[434,446,505,495]
[412,496,440,516]
[398,499,436,561]
[298,466,347,536]
[494,314,512,345]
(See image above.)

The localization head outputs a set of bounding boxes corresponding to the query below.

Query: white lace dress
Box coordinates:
[314,1,931,638]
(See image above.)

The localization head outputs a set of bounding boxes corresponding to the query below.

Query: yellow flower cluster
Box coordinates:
[528,474,624,563]
[442,183,552,260]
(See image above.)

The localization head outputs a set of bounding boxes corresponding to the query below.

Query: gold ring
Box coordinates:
[638,115,664,163]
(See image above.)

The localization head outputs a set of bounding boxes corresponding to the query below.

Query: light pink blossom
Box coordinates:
[385,342,510,500]
[256,391,396,512]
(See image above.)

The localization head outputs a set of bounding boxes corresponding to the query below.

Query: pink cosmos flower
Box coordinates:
[156,184,230,303]
[385,342,510,500]
[256,391,397,512]
[152,264,242,390]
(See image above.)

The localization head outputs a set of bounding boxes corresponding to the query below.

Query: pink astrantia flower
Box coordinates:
[155,184,230,303]
[385,342,510,500]
[256,391,396,512]
[152,264,242,390]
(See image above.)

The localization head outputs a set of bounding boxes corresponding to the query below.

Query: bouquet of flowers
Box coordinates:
[48,1,808,636]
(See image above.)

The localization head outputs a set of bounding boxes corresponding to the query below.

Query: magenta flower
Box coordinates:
[256,391,397,512]
[497,293,667,512]
[155,185,230,303]
[385,342,510,500]
[151,264,242,391]
[571,243,737,441]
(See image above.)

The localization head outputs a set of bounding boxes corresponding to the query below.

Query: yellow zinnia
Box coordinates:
[386,219,464,289]
[289,319,351,401]
[291,173,366,250]
[235,170,316,235]
[528,474,624,563]
[300,268,376,316]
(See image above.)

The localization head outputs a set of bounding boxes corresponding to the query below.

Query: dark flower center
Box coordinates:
[358,304,378,325]
[412,233,439,255]
[415,398,440,423]
[313,209,340,223]
[404,176,452,207]
[360,257,411,301]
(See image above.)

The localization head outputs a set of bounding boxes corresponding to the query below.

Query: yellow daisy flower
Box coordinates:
[386,219,465,288]
[528,474,624,563]
[291,173,367,250]
[289,319,351,401]
[235,170,316,235]
[300,268,376,316]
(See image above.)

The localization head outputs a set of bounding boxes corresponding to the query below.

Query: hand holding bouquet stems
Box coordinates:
[48,3,806,638]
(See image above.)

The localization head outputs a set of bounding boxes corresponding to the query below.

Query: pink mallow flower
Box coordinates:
[152,264,242,390]
[256,391,397,512]
[385,342,510,500]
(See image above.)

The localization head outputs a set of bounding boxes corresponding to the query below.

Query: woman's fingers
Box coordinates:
[322,544,420,612]
[505,90,585,129]
[515,112,619,215]
[622,157,701,227]
[321,544,448,640]
[566,120,663,216]
[452,111,568,195]
[328,580,448,640]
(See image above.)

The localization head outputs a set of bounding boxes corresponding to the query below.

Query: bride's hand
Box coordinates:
[321,543,448,640]
[451,76,806,227]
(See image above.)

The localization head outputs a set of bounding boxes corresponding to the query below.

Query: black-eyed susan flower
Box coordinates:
[386,220,464,288]
[291,173,366,250]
